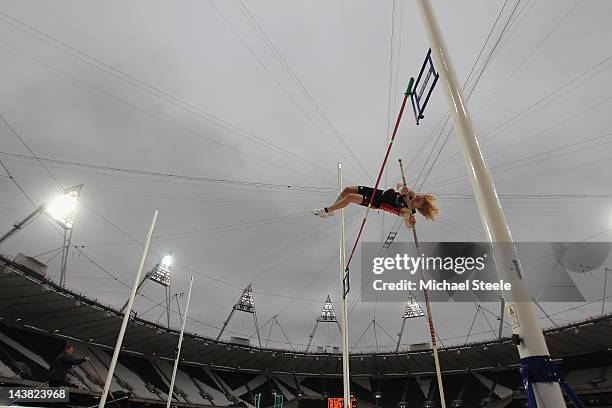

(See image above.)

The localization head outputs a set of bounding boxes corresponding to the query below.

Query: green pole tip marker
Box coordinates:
[405,77,415,96]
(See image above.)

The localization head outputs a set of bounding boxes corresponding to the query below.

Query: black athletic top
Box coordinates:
[357,186,416,214]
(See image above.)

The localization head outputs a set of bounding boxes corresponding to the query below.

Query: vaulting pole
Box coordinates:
[399,159,446,408]
[338,163,351,406]
[344,77,413,273]
[166,276,194,408]
[99,210,158,408]
[415,1,566,405]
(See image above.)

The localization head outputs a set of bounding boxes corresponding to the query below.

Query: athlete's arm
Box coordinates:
[396,183,415,199]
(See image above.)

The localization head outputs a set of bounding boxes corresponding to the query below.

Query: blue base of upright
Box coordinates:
[520,355,585,408]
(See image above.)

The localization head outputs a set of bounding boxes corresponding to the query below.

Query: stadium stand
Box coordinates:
[1,255,612,407]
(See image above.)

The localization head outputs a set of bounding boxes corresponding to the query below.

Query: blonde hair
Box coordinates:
[399,193,439,227]
[418,193,439,221]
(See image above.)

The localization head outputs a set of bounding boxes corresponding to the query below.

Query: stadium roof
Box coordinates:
[2,254,610,378]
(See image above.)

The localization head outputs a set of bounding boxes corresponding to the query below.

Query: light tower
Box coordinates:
[395,295,425,352]
[305,295,342,352]
[56,185,82,286]
[0,184,82,286]
[217,284,262,347]
[121,253,173,328]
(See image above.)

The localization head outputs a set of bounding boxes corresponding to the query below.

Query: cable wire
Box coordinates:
[0,12,337,181]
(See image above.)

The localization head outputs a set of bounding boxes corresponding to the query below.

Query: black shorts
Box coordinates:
[357,186,397,208]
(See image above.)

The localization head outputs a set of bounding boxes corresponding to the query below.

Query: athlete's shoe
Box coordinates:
[312,208,334,218]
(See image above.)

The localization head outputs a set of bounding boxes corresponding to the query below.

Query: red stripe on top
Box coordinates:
[379,203,400,215]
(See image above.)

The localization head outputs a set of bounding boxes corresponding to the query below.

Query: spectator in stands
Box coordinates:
[49,344,89,387]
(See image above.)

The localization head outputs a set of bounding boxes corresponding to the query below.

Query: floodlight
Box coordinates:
[0,185,82,245]
[403,295,425,319]
[234,284,255,313]
[120,252,174,327]
[150,254,172,287]
[161,254,173,267]
[317,295,337,322]
[44,187,81,229]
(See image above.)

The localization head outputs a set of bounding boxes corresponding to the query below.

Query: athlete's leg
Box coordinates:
[313,186,365,218]
[326,194,363,211]
[312,192,364,218]
[332,186,359,204]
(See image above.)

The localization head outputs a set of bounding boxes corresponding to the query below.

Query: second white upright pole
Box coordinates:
[415,1,566,406]
[99,210,158,408]
[166,276,194,408]
[338,163,351,407]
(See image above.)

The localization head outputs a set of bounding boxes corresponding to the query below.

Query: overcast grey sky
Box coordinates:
[0,0,611,352]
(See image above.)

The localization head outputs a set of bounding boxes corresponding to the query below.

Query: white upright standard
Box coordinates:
[338,163,351,406]
[167,276,194,408]
[99,210,159,408]
[415,0,566,406]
